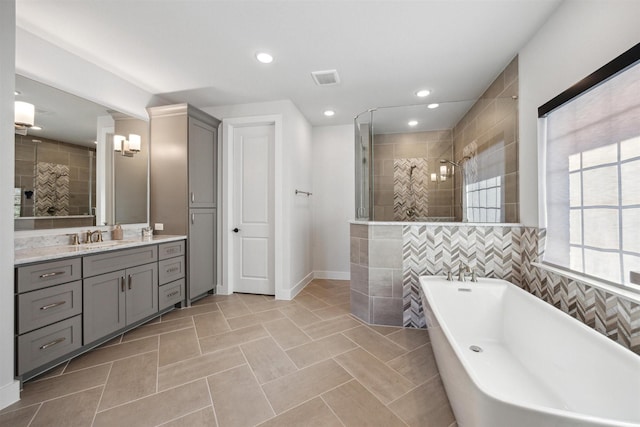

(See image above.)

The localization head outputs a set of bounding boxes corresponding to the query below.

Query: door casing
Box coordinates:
[220,115,284,299]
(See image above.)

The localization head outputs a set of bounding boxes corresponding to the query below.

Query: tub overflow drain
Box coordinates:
[469,345,483,353]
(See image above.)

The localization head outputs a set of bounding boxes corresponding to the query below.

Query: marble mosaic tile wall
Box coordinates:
[373,131,454,221]
[393,158,428,221]
[402,224,522,327]
[520,228,640,355]
[35,162,70,216]
[14,135,96,217]
[352,223,640,355]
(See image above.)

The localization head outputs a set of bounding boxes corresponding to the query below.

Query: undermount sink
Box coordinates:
[75,240,136,250]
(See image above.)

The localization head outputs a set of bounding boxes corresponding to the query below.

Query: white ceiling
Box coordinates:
[15,0,562,132]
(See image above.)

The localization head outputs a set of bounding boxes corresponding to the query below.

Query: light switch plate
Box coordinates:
[155,223,164,231]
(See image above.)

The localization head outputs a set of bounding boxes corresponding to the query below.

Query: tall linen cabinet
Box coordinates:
[148,104,220,303]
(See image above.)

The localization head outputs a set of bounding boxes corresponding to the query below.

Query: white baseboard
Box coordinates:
[313,271,350,280]
[280,272,314,300]
[0,380,20,410]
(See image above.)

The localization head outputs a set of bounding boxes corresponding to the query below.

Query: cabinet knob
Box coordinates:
[233,228,240,233]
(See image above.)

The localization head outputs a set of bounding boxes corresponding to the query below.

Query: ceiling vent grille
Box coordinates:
[311,69,340,86]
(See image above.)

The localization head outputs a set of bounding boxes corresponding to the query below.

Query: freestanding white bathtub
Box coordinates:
[419,276,640,427]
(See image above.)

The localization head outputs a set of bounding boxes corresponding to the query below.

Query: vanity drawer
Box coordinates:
[158,240,185,260]
[158,256,185,285]
[17,315,82,375]
[18,281,82,334]
[159,278,185,310]
[83,245,158,277]
[16,258,82,293]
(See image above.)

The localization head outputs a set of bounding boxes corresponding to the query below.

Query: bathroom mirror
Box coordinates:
[14,75,149,230]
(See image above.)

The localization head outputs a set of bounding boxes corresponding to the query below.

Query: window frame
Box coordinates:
[538,42,640,293]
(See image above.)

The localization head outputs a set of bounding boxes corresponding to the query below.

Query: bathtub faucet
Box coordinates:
[458,264,478,282]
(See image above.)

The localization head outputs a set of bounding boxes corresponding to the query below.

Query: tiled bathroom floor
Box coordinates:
[0,279,457,427]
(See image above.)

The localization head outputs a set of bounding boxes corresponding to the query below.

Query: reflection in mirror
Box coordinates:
[14,75,149,230]
[355,56,519,223]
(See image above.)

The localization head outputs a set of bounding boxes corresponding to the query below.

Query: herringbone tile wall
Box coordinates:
[402,224,522,327]
[396,223,640,354]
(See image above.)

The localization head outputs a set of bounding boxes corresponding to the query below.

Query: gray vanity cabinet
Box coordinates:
[149,104,220,303]
[16,258,83,375]
[82,247,158,344]
[189,208,216,299]
[83,271,125,344]
[188,117,217,208]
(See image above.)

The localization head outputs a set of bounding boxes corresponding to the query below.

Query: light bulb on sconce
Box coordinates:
[113,134,141,157]
[440,165,448,181]
[14,101,35,136]
[430,173,437,182]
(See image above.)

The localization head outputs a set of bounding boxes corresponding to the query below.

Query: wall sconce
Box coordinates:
[440,165,448,182]
[114,134,141,157]
[14,101,35,136]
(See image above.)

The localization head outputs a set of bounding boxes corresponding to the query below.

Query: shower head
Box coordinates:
[439,159,461,168]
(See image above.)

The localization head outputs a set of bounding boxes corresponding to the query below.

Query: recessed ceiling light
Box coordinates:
[31,125,42,130]
[94,141,98,144]
[408,120,418,127]
[323,110,335,117]
[256,52,273,64]
[416,89,430,98]
[428,103,439,109]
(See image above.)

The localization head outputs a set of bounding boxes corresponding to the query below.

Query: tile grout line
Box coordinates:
[121,325,194,344]
[93,377,210,415]
[386,372,442,407]
[204,366,221,427]
[318,395,348,427]
[24,402,43,427]
[237,345,278,419]
[89,363,113,425]
[154,404,213,427]
[385,342,430,365]
[65,345,162,374]
[331,347,412,408]
[191,315,204,357]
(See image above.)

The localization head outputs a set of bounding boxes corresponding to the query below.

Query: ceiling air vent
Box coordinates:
[311,69,340,86]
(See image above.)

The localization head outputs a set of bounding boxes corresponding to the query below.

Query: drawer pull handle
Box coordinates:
[128,275,132,290]
[167,267,178,273]
[121,276,125,292]
[39,271,65,279]
[167,291,179,298]
[40,337,66,350]
[191,192,195,203]
[40,301,65,311]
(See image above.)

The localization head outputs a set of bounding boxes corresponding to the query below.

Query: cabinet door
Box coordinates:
[188,117,217,208]
[125,263,158,325]
[188,208,216,300]
[83,270,126,344]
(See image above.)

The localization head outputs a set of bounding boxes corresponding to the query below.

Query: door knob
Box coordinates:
[233,228,240,233]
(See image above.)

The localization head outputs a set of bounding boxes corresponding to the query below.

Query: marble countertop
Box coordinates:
[15,235,187,266]
[350,220,523,227]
